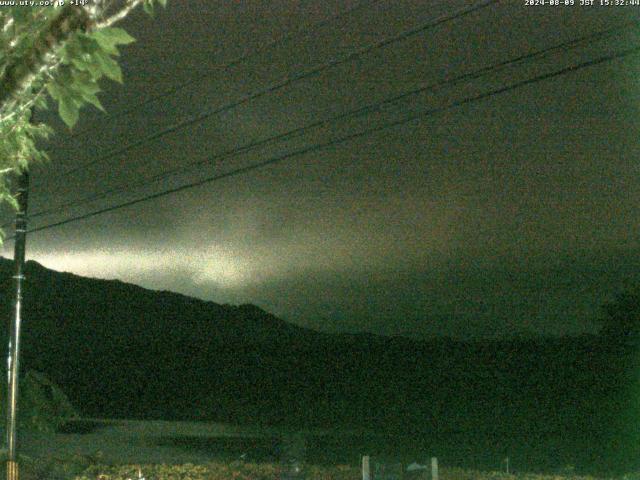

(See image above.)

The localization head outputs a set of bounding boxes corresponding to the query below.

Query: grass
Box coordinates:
[70,462,611,480]
[76,462,352,480]
[0,452,620,480]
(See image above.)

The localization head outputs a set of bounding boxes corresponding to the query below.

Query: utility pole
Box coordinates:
[6,170,29,480]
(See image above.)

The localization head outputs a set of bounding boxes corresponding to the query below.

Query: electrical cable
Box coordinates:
[22,20,636,223]
[53,0,384,144]
[7,45,637,241]
[40,0,497,183]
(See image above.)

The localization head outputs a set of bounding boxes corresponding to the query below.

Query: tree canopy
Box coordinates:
[600,289,640,345]
[0,0,166,229]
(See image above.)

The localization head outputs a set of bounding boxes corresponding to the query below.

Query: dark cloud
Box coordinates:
[4,1,639,338]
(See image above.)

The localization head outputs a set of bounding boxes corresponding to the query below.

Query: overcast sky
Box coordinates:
[2,0,640,339]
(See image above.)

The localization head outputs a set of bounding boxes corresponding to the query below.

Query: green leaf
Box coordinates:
[93,50,123,83]
[56,67,75,87]
[70,57,90,73]
[71,69,100,94]
[81,92,105,112]
[97,27,135,46]
[143,1,155,17]
[33,94,48,111]
[92,27,135,56]
[4,195,18,212]
[75,80,101,97]
[58,96,79,128]
[45,82,64,101]
[72,56,102,80]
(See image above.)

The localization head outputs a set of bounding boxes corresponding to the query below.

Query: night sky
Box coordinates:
[2,0,640,339]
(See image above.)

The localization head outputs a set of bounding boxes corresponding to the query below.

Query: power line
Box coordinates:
[52,0,383,144]
[23,20,636,224]
[9,45,638,241]
[40,0,497,183]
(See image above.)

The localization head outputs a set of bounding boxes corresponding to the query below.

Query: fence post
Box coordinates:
[431,457,438,480]
[362,455,370,480]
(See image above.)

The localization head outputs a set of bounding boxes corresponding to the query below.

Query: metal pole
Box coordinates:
[6,170,29,480]
[362,455,370,480]
[431,457,438,480]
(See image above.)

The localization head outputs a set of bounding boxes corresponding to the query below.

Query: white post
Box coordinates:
[431,457,438,480]
[362,455,371,480]
[505,457,510,474]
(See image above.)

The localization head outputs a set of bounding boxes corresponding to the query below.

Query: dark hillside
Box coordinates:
[0,258,634,471]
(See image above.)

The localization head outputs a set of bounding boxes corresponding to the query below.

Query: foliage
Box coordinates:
[599,289,640,344]
[0,369,79,433]
[0,460,621,480]
[76,461,357,480]
[0,450,103,480]
[70,463,613,480]
[0,1,166,236]
[18,369,79,431]
[46,26,137,127]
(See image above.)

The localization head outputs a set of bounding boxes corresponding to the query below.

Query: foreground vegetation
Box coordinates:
[0,450,629,480]
[72,463,616,480]
[0,460,608,480]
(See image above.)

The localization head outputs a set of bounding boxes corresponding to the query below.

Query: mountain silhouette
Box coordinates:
[0,256,633,472]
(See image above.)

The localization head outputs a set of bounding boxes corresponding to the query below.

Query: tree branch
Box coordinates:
[95,0,144,29]
[0,5,92,113]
